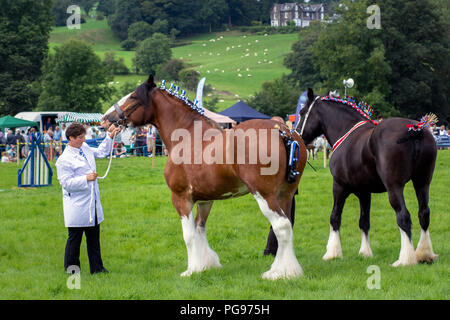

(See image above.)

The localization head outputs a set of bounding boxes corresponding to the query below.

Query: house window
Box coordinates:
[285,12,288,19]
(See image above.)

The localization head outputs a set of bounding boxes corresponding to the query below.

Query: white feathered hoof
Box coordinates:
[391,229,418,267]
[261,262,303,280]
[323,228,343,261]
[415,230,438,264]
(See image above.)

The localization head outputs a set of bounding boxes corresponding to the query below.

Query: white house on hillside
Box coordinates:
[271,3,328,27]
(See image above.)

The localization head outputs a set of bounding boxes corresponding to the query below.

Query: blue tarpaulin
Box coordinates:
[218,100,270,123]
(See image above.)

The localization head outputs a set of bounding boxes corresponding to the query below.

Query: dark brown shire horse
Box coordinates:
[297,88,438,266]
[102,75,307,279]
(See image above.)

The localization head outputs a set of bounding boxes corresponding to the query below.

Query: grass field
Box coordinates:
[48,19,298,112]
[0,150,448,300]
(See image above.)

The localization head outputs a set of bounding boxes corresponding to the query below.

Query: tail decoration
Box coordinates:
[406,113,438,132]
[321,96,377,125]
[160,80,204,115]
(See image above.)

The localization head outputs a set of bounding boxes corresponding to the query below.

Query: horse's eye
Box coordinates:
[130,96,136,100]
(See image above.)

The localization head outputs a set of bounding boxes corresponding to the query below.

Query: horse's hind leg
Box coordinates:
[172,194,221,277]
[356,192,373,258]
[253,192,302,280]
[413,182,438,263]
[387,186,417,267]
[263,195,295,256]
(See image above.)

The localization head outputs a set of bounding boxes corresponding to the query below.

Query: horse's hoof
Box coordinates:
[261,266,303,280]
[322,252,343,261]
[416,251,438,264]
[391,258,417,267]
[358,248,373,258]
[180,270,193,277]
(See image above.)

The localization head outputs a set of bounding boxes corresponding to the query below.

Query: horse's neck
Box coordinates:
[319,103,368,146]
[152,94,214,152]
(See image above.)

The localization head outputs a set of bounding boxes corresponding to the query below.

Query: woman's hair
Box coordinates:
[65,123,86,140]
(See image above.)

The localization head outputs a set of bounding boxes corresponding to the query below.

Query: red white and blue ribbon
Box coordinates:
[332,120,369,152]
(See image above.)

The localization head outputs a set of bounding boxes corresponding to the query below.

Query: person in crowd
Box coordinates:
[377,115,383,123]
[146,125,156,158]
[43,129,53,160]
[44,118,53,132]
[53,126,62,142]
[135,127,147,156]
[55,122,121,275]
[439,125,448,136]
[0,130,5,154]
[61,124,67,141]
[15,129,25,159]
[84,124,93,140]
[6,129,16,149]
[114,142,127,158]
[1,151,11,163]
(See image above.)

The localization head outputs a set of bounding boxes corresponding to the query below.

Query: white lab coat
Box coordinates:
[55,136,113,227]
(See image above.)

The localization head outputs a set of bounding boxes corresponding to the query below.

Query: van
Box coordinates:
[15,111,65,133]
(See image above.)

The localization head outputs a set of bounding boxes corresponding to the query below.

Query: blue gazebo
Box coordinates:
[218,100,270,123]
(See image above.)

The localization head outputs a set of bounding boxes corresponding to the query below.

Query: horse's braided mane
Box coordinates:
[161,89,222,130]
[320,96,377,124]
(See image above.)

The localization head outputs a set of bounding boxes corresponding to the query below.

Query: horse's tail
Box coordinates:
[397,114,438,160]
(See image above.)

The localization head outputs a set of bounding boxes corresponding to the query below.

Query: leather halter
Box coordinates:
[113,86,158,126]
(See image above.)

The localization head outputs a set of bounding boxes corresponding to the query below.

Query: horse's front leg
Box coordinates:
[356,192,373,258]
[172,193,221,277]
[323,180,350,260]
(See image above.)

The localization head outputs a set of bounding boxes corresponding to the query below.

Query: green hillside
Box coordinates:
[48,18,298,111]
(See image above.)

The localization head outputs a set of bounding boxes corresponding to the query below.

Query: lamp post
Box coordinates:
[343,78,354,97]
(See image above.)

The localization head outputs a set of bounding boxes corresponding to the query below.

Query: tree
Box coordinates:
[199,0,227,33]
[156,59,185,81]
[379,0,449,120]
[0,0,53,116]
[134,33,172,75]
[97,0,115,16]
[284,22,324,91]
[102,52,129,75]
[38,40,113,113]
[128,21,153,42]
[107,0,142,40]
[247,76,299,118]
[311,0,394,116]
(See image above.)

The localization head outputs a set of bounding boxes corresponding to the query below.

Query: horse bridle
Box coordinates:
[112,87,158,126]
[295,96,320,136]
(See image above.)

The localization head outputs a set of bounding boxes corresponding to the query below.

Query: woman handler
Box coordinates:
[56,122,120,274]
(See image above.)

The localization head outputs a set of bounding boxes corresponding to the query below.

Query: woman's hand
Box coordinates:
[108,125,121,138]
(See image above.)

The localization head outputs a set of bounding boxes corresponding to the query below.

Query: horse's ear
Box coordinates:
[307,88,314,101]
[146,74,156,89]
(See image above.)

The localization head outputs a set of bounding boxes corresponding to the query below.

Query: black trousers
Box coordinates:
[64,211,104,274]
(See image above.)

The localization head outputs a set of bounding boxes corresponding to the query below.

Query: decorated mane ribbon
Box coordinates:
[332,120,369,152]
[321,96,378,125]
[160,80,204,115]
[406,113,438,132]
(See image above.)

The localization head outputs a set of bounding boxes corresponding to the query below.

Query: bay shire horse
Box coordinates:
[102,75,307,279]
[297,88,438,266]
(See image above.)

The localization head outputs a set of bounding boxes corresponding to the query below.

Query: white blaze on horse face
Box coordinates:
[323,225,343,260]
[180,212,221,277]
[104,92,133,117]
[253,192,303,280]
